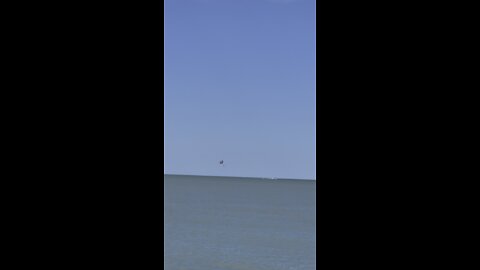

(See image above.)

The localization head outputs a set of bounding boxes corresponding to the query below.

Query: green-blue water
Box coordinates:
[164,174,316,270]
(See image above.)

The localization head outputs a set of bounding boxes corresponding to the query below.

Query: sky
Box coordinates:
[164,0,316,180]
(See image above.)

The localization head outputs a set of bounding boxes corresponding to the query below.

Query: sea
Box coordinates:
[164,174,316,270]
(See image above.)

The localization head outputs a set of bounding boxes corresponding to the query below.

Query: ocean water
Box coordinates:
[164,174,316,270]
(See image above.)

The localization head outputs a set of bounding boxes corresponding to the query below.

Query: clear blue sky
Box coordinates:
[164,0,316,180]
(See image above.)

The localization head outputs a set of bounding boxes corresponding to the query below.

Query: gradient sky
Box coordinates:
[164,0,316,180]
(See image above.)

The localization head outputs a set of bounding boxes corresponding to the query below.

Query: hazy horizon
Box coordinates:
[164,173,315,181]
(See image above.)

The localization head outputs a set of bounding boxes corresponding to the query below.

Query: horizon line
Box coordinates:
[164,173,316,181]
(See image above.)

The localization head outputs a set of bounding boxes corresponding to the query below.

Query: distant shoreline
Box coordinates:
[164,174,316,181]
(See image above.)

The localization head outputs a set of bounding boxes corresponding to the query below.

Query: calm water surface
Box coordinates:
[164,174,316,270]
